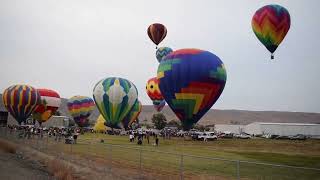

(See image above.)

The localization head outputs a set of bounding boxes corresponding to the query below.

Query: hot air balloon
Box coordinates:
[252,4,291,59]
[2,85,41,124]
[93,77,138,129]
[147,23,167,48]
[122,100,142,130]
[146,77,166,112]
[156,47,173,63]
[157,49,227,130]
[94,115,107,132]
[33,89,61,125]
[67,96,95,127]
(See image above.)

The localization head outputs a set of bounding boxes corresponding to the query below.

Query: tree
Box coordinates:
[167,119,182,130]
[152,113,167,130]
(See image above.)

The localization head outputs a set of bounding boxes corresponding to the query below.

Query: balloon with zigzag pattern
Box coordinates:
[157,49,227,130]
[252,4,291,59]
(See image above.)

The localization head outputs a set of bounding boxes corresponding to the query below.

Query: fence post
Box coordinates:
[140,147,142,179]
[180,154,184,180]
[109,144,112,173]
[237,160,240,180]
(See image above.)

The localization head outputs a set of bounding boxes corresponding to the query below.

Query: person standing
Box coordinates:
[155,135,159,146]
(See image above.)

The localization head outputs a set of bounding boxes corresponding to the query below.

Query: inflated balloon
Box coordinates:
[147,23,167,47]
[156,47,173,63]
[2,85,40,124]
[67,96,95,127]
[146,77,166,112]
[157,49,227,130]
[122,100,142,130]
[93,77,138,129]
[33,89,61,124]
[252,4,291,59]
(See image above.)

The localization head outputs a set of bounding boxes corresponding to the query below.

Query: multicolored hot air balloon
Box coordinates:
[146,77,166,112]
[252,4,291,59]
[157,49,227,130]
[156,47,173,63]
[93,77,138,129]
[33,89,61,125]
[67,96,95,127]
[147,23,167,48]
[2,85,41,124]
[122,100,142,130]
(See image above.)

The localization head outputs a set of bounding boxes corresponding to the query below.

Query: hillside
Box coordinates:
[1,95,320,125]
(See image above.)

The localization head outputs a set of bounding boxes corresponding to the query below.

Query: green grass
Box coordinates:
[48,133,320,180]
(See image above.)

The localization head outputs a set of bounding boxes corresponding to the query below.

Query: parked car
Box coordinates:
[275,135,290,140]
[198,132,217,141]
[218,133,234,139]
[234,134,251,139]
[289,134,307,140]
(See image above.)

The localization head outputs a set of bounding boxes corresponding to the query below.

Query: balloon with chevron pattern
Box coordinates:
[122,100,142,130]
[157,49,227,130]
[252,4,291,59]
[156,47,173,63]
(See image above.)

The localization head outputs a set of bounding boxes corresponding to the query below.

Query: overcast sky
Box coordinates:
[0,0,319,113]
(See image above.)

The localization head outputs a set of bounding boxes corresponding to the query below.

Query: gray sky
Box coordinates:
[0,0,319,113]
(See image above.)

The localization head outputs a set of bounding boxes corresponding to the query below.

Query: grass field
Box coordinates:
[4,131,320,180]
[52,133,320,180]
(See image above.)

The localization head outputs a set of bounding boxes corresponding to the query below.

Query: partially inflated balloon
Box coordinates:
[94,115,107,132]
[93,77,138,129]
[67,96,95,127]
[2,85,41,124]
[33,89,61,124]
[146,77,166,112]
[252,4,291,59]
[156,47,173,63]
[147,23,167,47]
[122,100,142,130]
[157,49,227,130]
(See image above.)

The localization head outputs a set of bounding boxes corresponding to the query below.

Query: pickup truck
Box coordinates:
[198,132,218,141]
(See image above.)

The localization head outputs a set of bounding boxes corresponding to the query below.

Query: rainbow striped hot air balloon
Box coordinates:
[2,85,41,124]
[252,4,291,59]
[157,49,227,130]
[67,96,95,127]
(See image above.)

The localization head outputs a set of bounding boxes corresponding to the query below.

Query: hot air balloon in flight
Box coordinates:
[93,77,138,129]
[67,96,95,127]
[147,23,167,48]
[146,77,166,112]
[156,47,173,63]
[2,85,41,124]
[252,4,291,59]
[157,49,227,130]
[122,100,142,130]
[33,89,61,125]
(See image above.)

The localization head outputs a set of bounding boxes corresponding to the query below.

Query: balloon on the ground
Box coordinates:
[156,47,173,63]
[157,49,227,130]
[2,84,41,124]
[33,89,61,124]
[94,115,107,132]
[67,96,95,127]
[252,4,291,59]
[147,23,167,47]
[146,77,166,112]
[122,100,142,130]
[93,77,138,129]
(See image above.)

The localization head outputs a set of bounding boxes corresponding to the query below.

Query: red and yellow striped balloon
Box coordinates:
[252,4,291,59]
[2,84,41,124]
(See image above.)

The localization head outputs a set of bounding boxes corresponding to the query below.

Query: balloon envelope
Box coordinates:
[157,49,227,130]
[147,23,167,46]
[252,4,290,58]
[93,77,138,129]
[146,77,165,112]
[33,89,61,124]
[94,115,107,132]
[2,85,41,124]
[122,100,142,130]
[156,47,173,63]
[67,96,95,127]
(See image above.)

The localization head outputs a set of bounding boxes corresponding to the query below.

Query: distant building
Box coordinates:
[41,116,70,128]
[244,122,320,137]
[215,124,245,134]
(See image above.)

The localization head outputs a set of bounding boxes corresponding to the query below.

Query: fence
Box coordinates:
[0,127,319,180]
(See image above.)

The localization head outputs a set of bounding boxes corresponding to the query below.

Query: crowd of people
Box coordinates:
[129,130,159,146]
